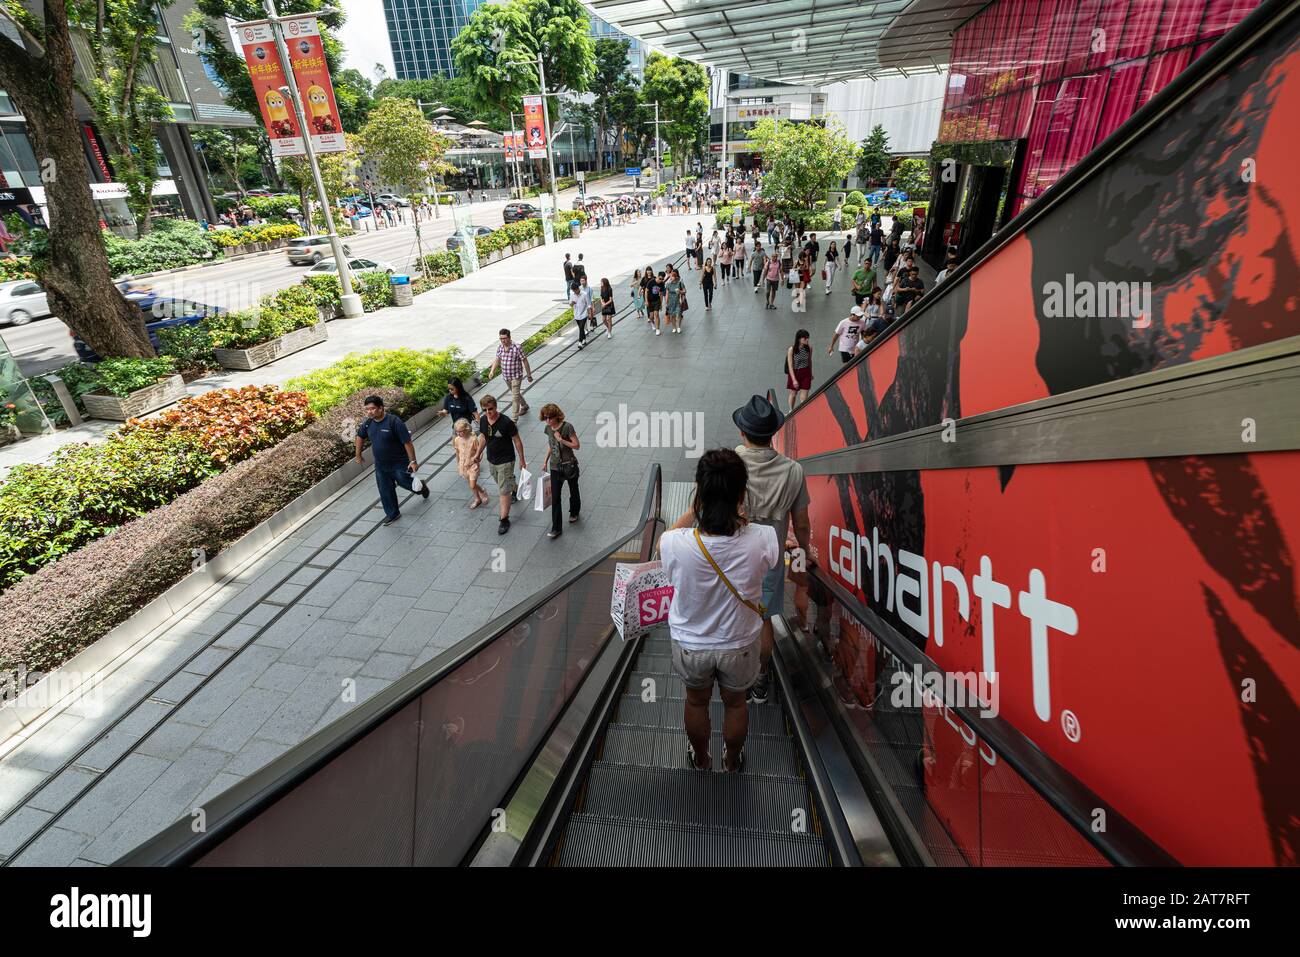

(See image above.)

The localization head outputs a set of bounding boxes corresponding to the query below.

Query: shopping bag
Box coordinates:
[516,466,534,502]
[610,561,675,640]
[410,474,425,494]
[534,472,553,512]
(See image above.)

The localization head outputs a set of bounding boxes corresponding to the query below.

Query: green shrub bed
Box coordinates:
[0,385,313,591]
[0,387,416,673]
[287,347,477,415]
[102,219,217,277]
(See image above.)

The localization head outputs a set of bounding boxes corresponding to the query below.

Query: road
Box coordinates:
[1,178,639,377]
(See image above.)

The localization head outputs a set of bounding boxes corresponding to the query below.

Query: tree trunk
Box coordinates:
[0,3,153,358]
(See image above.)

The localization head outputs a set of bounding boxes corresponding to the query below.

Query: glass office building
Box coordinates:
[383,0,483,80]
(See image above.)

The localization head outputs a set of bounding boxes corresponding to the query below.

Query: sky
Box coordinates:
[339,0,396,82]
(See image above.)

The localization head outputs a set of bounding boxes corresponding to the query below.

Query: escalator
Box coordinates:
[549,626,830,867]
[119,0,1296,868]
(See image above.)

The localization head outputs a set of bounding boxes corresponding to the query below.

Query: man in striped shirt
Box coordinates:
[489,329,533,420]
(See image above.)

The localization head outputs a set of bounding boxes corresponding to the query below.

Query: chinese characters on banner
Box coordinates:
[236,17,345,157]
[522,96,547,159]
[282,16,345,154]
[238,21,302,157]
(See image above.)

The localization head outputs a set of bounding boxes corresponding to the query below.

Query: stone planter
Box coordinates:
[213,322,328,371]
[82,374,186,421]
[317,304,342,322]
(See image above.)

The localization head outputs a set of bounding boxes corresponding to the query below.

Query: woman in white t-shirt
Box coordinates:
[661,449,779,772]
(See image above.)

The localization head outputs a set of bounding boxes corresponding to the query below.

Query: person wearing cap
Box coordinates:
[829,307,865,363]
[670,396,811,707]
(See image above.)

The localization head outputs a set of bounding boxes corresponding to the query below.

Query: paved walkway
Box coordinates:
[0,226,880,865]
[0,205,686,481]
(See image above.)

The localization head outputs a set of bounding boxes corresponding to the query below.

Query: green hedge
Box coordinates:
[245,195,300,218]
[287,347,478,415]
[0,388,415,673]
[206,284,318,350]
[102,219,217,277]
[846,190,867,207]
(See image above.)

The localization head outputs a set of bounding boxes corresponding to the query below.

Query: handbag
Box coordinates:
[694,529,767,618]
[787,268,800,284]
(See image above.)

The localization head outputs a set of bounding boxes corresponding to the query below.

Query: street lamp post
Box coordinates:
[505,53,559,213]
[638,101,663,189]
[262,0,361,318]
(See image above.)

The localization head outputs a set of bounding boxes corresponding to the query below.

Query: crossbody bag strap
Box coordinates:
[694,529,767,618]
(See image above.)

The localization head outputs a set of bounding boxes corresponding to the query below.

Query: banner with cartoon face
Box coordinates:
[237,21,303,157]
[283,16,345,154]
[522,95,547,159]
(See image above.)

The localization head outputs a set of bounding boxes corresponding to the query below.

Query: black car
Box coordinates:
[72,296,226,363]
[502,202,540,224]
[446,225,495,250]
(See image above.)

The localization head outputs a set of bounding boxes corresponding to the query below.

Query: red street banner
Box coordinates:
[282,15,345,154]
[503,132,517,161]
[522,96,547,159]
[237,20,303,157]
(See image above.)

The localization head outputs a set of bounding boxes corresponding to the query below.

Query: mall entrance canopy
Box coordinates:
[583,0,984,84]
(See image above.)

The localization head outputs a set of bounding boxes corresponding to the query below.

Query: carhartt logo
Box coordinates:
[49,887,151,937]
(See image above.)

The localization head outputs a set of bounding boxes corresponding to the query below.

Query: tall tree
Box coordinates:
[280,134,358,229]
[640,52,708,180]
[192,126,264,194]
[359,98,453,274]
[588,38,630,170]
[76,0,175,235]
[0,0,153,356]
[857,123,891,184]
[607,75,643,167]
[452,0,594,186]
[334,68,375,133]
[746,118,861,209]
[892,157,932,200]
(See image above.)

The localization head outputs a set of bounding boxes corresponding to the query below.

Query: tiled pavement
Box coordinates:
[0,228,893,866]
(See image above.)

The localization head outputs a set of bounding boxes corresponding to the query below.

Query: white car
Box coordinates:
[375,193,411,208]
[306,257,395,276]
[0,279,52,326]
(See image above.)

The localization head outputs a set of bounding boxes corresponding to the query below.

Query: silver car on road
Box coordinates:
[0,279,52,326]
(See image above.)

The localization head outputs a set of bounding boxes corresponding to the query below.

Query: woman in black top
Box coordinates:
[646,270,664,335]
[785,328,813,410]
[882,237,901,274]
[699,256,716,310]
[599,277,616,340]
[442,378,477,433]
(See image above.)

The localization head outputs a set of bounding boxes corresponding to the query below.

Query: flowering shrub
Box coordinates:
[126,386,314,466]
[0,257,35,282]
[209,223,303,248]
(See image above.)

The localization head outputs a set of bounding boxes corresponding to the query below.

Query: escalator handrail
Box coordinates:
[789,0,1295,412]
[807,565,1178,866]
[117,464,664,866]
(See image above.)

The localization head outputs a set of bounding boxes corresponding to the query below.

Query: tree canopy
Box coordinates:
[640,52,708,176]
[747,118,861,209]
[451,0,594,127]
[857,123,891,184]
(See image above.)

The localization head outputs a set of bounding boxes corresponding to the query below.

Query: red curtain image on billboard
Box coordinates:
[282,15,346,154]
[774,20,1300,865]
[237,21,303,158]
[522,95,547,159]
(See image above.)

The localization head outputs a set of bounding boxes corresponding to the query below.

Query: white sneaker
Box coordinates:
[606,331,612,339]
[655,328,661,336]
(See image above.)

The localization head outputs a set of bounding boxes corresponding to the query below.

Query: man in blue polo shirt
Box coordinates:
[355,395,429,526]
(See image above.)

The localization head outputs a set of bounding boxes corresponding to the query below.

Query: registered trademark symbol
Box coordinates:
[1061,709,1082,742]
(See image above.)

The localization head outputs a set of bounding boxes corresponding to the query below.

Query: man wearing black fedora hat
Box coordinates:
[674,395,812,703]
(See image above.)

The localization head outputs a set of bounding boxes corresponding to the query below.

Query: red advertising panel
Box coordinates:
[237,20,303,158]
[522,95,547,159]
[775,20,1300,865]
[503,132,517,161]
[282,15,345,154]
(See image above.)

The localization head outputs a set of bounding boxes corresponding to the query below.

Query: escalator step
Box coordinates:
[583,762,816,835]
[558,813,828,867]
[599,725,802,778]
[612,694,787,736]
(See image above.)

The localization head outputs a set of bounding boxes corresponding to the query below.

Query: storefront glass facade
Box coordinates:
[938,0,1261,214]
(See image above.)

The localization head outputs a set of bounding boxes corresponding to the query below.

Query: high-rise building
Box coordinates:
[382,0,483,80]
[382,2,644,82]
